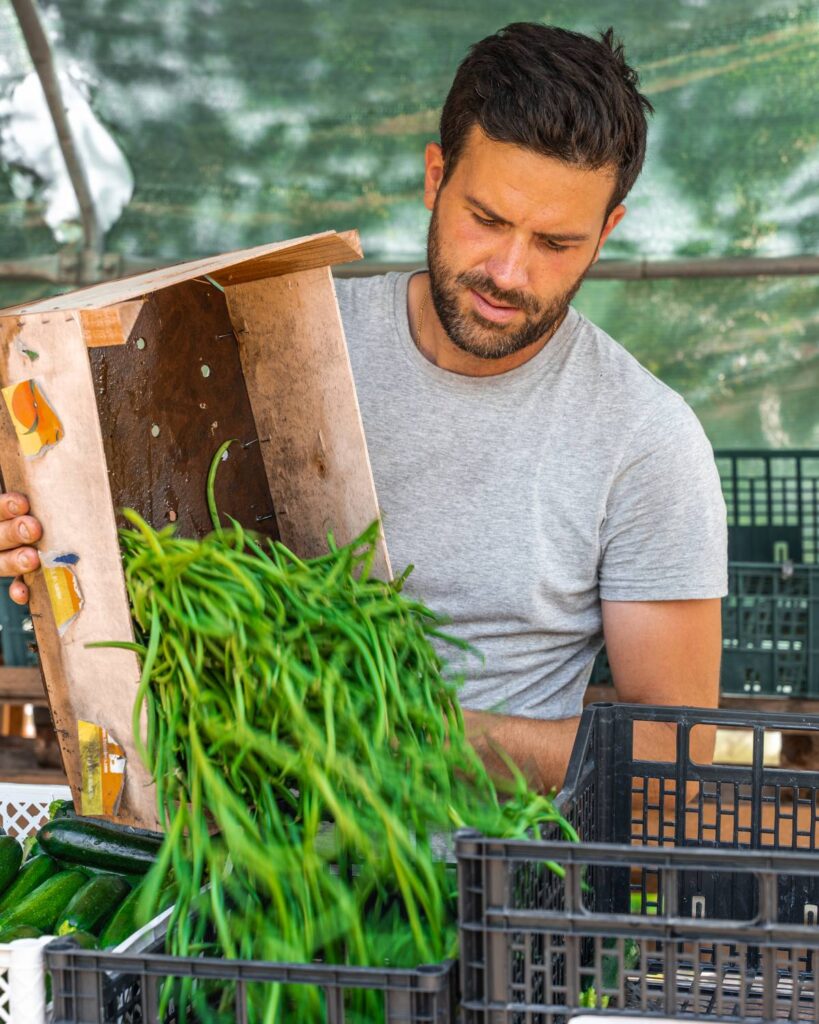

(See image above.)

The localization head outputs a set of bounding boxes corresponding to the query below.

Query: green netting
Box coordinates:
[0,0,817,446]
[2,0,818,262]
[574,276,819,448]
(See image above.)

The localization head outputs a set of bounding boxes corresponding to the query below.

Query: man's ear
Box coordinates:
[592,204,627,263]
[424,142,445,212]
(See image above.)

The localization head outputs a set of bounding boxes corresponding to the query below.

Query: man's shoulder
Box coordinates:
[333,272,405,316]
[572,311,695,427]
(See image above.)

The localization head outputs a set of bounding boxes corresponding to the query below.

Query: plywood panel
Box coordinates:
[4,231,363,316]
[227,267,391,579]
[0,313,157,827]
[89,280,276,538]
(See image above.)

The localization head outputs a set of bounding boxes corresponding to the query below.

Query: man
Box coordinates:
[0,24,726,788]
[333,23,727,782]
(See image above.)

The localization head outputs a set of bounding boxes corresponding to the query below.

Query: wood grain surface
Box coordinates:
[3,231,363,316]
[227,265,391,579]
[89,279,277,538]
[0,312,155,826]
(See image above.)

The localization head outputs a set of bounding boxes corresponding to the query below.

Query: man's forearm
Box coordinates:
[462,708,580,793]
[462,708,706,796]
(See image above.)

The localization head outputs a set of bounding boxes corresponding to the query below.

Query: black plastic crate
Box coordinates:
[457,702,819,1022]
[589,562,819,698]
[46,936,457,1024]
[722,562,819,697]
[715,450,819,565]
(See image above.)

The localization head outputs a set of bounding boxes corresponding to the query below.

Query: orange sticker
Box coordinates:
[2,379,64,457]
[78,721,126,816]
[42,553,83,635]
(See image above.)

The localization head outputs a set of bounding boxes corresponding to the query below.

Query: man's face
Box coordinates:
[424,127,626,360]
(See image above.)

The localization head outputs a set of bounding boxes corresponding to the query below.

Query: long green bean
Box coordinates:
[102,448,576,1023]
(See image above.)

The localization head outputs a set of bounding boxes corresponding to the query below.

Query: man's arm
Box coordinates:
[464,597,721,792]
[602,597,721,768]
[462,707,580,793]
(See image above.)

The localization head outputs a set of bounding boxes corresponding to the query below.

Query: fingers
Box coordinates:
[0,546,40,579]
[0,493,43,592]
[0,514,42,552]
[0,493,30,522]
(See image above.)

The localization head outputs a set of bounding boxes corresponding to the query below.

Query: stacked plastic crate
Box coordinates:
[718,450,819,697]
[457,702,819,1021]
[592,450,819,699]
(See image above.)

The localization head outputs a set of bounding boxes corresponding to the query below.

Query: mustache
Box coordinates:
[456,271,540,316]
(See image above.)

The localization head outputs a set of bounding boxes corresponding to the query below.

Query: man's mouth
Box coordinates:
[469,288,520,324]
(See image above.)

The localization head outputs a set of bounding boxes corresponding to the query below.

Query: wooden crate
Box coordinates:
[0,230,390,828]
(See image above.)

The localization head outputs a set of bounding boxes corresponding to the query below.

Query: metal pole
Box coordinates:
[4,250,819,290]
[10,0,103,279]
[334,253,819,279]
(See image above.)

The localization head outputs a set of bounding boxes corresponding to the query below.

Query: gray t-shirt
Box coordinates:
[334,272,728,719]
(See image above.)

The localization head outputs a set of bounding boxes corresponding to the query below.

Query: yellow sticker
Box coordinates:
[1,379,64,458]
[42,554,83,635]
[78,721,126,816]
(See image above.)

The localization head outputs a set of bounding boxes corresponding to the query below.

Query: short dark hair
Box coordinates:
[439,23,654,213]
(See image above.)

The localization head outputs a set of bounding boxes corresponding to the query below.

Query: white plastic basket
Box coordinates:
[0,782,71,1024]
[0,783,71,840]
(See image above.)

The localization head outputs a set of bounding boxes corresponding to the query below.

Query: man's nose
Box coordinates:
[484,239,530,295]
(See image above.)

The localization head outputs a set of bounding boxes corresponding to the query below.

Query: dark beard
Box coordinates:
[426,200,591,360]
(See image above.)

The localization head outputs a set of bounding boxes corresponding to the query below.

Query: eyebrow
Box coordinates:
[465,194,590,243]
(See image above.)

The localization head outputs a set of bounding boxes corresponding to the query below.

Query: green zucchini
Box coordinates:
[0,924,43,943]
[0,870,86,932]
[37,819,162,875]
[0,836,22,896]
[99,877,175,949]
[98,882,144,948]
[55,873,131,936]
[0,855,59,913]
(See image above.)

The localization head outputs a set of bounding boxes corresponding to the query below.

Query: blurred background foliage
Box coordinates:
[0,0,817,446]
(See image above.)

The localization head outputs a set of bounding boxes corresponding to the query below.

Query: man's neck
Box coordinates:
[407,272,562,377]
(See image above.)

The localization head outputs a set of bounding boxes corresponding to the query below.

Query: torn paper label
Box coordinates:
[78,721,126,816]
[13,337,39,362]
[2,379,64,457]
[42,552,82,635]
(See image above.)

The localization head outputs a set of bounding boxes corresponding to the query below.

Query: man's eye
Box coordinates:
[540,239,569,253]
[472,213,497,227]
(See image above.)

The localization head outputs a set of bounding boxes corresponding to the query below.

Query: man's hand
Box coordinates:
[462,708,580,793]
[0,492,43,604]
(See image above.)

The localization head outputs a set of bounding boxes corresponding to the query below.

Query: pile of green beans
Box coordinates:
[108,443,576,1022]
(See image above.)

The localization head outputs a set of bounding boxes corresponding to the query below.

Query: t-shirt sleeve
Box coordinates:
[599,398,728,601]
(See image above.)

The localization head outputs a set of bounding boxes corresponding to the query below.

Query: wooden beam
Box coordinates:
[0,667,45,704]
[2,231,364,316]
[79,300,143,348]
[0,735,67,789]
[209,232,363,287]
